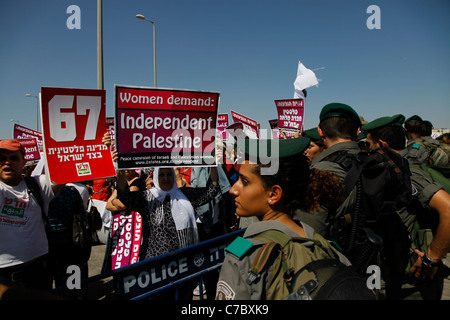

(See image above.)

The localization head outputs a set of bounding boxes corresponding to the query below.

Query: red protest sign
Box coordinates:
[274,99,304,131]
[40,87,116,184]
[230,110,259,138]
[217,113,229,140]
[13,124,43,149]
[115,85,219,169]
[18,138,40,161]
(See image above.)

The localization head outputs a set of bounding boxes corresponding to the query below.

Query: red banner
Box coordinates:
[275,99,304,131]
[40,87,116,184]
[13,124,43,149]
[115,85,219,168]
[217,113,229,140]
[19,138,40,161]
[230,110,259,138]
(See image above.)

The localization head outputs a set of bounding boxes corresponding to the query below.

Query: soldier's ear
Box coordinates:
[268,185,282,206]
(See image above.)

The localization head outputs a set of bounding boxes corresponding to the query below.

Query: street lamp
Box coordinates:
[25,93,39,131]
[136,14,157,87]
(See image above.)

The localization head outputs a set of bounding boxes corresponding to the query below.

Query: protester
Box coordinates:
[106,169,145,212]
[115,164,218,257]
[215,138,370,300]
[145,174,155,189]
[47,181,90,297]
[190,164,230,299]
[0,140,63,291]
[216,138,239,232]
[91,178,113,201]
[177,167,192,187]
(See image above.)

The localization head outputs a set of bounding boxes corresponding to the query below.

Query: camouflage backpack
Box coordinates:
[246,229,376,300]
[412,140,450,167]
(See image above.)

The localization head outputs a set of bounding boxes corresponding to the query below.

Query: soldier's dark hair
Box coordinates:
[367,125,406,151]
[253,153,344,214]
[319,116,360,141]
[404,119,422,135]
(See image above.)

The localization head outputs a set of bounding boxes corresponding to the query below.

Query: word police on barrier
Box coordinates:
[113,229,244,300]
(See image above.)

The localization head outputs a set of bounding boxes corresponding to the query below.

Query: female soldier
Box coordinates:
[215,138,373,300]
[301,127,326,164]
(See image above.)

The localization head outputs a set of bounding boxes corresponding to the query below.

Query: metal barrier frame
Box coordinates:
[55,228,245,300]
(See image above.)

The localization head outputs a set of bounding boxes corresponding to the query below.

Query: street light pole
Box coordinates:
[97,0,104,90]
[136,14,157,87]
[25,94,39,131]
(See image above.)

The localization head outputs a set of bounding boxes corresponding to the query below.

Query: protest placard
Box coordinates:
[18,138,40,161]
[40,87,116,184]
[230,110,259,138]
[115,85,219,169]
[13,123,43,149]
[217,113,229,141]
[275,99,304,132]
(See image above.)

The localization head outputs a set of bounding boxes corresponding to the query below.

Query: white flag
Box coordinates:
[293,61,318,98]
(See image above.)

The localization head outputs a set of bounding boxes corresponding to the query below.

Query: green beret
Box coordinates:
[422,120,433,128]
[405,115,422,123]
[301,127,321,141]
[319,103,361,125]
[240,137,310,162]
[362,114,405,132]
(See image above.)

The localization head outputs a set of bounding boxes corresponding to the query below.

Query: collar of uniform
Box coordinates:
[406,138,424,147]
[243,220,315,240]
[311,141,360,167]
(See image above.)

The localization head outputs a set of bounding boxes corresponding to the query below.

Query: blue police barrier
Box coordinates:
[52,228,245,299]
[113,228,245,300]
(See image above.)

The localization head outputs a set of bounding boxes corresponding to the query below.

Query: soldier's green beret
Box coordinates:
[319,103,361,126]
[422,120,433,128]
[301,127,321,141]
[362,114,405,132]
[240,137,310,162]
[405,115,422,123]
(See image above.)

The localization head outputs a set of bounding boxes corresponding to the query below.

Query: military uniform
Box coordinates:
[399,148,444,207]
[295,103,362,236]
[215,220,350,300]
[216,137,352,300]
[403,115,429,163]
[295,140,361,235]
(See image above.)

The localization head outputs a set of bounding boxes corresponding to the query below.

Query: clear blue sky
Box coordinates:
[1,0,449,139]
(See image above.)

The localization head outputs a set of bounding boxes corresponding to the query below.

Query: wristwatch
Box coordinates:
[422,254,441,268]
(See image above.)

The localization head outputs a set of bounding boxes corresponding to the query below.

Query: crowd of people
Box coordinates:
[0,102,449,300]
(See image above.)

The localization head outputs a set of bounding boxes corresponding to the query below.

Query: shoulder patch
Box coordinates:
[216,280,235,300]
[226,236,253,259]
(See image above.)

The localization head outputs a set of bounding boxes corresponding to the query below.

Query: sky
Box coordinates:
[1,0,449,140]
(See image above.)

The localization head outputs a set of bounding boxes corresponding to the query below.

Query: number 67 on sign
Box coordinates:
[40,87,116,184]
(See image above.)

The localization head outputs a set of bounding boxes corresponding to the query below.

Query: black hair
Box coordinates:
[366,125,406,151]
[319,116,360,141]
[421,121,433,137]
[253,153,344,214]
[404,119,422,135]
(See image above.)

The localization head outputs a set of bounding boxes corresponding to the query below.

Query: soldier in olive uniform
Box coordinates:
[364,114,450,300]
[295,103,362,240]
[215,138,352,300]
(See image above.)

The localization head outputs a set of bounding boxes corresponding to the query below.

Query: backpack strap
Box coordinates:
[24,176,47,226]
[246,241,281,285]
[321,150,364,198]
